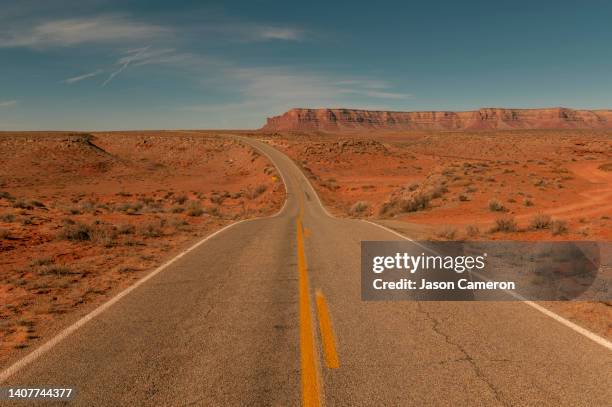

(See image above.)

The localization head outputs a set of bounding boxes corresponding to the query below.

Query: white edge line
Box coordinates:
[0,136,290,383]
[367,220,612,351]
[472,271,612,351]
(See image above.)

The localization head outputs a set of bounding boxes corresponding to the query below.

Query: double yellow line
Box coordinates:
[296,204,339,406]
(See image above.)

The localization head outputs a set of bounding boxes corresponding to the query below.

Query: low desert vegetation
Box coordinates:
[349,201,370,216]
[488,199,506,212]
[529,213,552,230]
[490,216,518,233]
[551,219,568,235]
[436,226,457,240]
[465,224,480,237]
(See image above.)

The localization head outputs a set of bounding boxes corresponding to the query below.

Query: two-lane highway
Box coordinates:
[1,136,611,406]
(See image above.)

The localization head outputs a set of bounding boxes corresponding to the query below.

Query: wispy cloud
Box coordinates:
[183,68,412,123]
[201,22,305,43]
[0,15,169,48]
[257,27,303,41]
[63,69,103,84]
[0,100,18,108]
[102,46,151,86]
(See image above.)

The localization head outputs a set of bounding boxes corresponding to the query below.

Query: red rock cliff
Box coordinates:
[261,107,612,132]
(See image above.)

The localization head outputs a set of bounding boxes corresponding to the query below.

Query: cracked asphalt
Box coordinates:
[2,136,611,406]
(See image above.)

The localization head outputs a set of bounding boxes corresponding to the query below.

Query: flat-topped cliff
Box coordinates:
[261,107,612,132]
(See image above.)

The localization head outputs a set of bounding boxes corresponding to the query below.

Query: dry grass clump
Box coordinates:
[58,221,93,241]
[488,199,506,212]
[465,224,480,237]
[174,194,188,205]
[551,219,568,235]
[490,217,518,233]
[186,201,204,217]
[0,213,15,222]
[246,184,268,199]
[138,221,164,238]
[349,201,370,216]
[597,163,612,172]
[529,213,552,230]
[436,226,457,240]
[0,228,10,239]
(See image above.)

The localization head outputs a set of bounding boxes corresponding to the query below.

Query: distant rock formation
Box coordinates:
[261,107,612,132]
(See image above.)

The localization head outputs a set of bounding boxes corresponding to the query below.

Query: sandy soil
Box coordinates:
[259,129,612,338]
[0,132,284,365]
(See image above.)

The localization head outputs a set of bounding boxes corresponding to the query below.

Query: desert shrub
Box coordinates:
[39,265,73,276]
[186,201,204,217]
[465,224,480,237]
[490,217,517,233]
[0,228,10,239]
[0,213,15,222]
[210,194,225,205]
[58,222,92,241]
[31,257,53,267]
[488,199,506,212]
[597,163,612,172]
[407,183,419,191]
[0,191,14,201]
[138,222,163,238]
[349,201,370,216]
[117,202,142,214]
[523,198,534,207]
[170,218,190,231]
[30,200,45,208]
[458,194,469,202]
[429,184,448,199]
[65,206,81,215]
[437,226,457,240]
[247,184,268,199]
[402,193,430,212]
[80,200,97,213]
[529,213,551,230]
[12,199,32,209]
[171,205,185,213]
[174,194,188,205]
[140,196,155,205]
[208,205,221,217]
[117,224,135,235]
[255,184,267,195]
[551,220,568,235]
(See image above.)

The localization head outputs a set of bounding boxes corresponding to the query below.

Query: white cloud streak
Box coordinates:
[63,69,103,84]
[0,100,18,108]
[0,15,169,48]
[102,46,151,86]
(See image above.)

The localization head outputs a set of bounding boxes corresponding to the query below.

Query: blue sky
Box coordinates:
[1,0,611,130]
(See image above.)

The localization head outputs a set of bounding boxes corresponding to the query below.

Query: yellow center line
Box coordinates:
[315,289,340,369]
[297,209,321,406]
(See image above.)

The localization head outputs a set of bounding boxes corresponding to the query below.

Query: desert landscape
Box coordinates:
[0,132,284,364]
[259,107,612,338]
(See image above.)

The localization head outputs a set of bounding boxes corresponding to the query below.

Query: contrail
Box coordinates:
[102,46,150,87]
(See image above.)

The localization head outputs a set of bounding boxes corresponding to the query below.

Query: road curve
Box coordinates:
[1,136,611,406]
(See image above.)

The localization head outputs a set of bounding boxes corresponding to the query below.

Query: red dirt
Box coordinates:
[0,132,284,365]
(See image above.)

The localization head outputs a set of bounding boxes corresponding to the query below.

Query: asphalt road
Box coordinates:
[2,136,611,406]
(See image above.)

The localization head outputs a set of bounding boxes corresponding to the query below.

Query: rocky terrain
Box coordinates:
[0,131,284,363]
[262,107,612,132]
